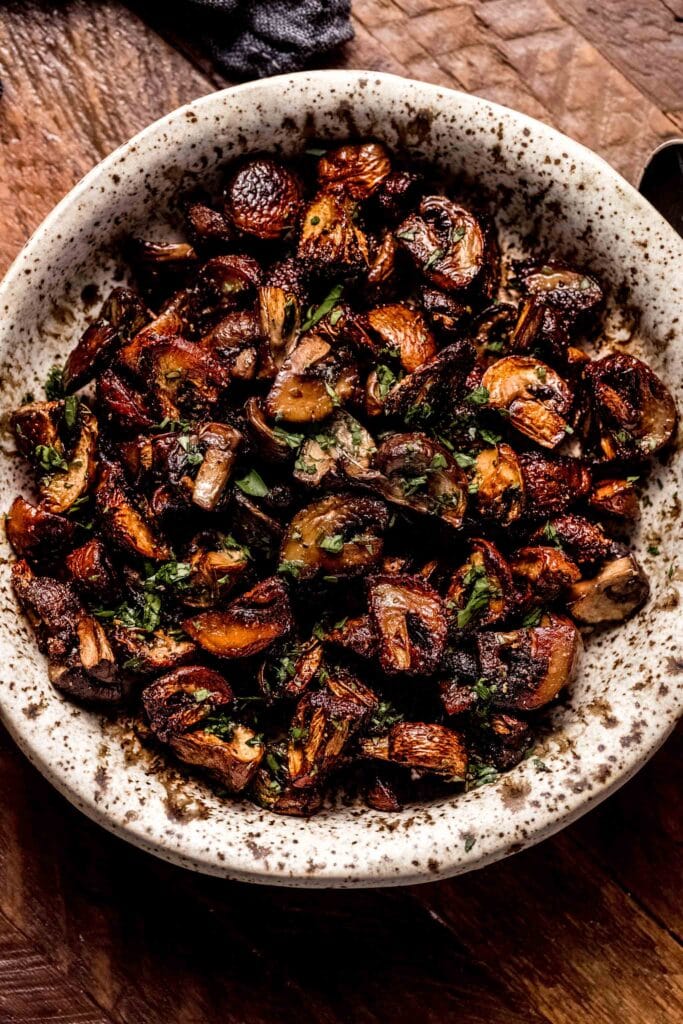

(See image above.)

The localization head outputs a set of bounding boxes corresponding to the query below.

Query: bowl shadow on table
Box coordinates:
[1,721,679,1023]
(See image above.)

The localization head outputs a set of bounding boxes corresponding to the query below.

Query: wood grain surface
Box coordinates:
[0,2,681,1021]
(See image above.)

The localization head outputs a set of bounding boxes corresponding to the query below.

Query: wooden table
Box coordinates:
[0,3,681,1021]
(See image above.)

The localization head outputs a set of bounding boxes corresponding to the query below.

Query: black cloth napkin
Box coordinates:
[180,0,353,78]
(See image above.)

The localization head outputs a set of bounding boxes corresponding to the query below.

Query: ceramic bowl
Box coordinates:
[0,71,681,887]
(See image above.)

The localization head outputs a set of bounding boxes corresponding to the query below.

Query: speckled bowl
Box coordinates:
[0,71,681,887]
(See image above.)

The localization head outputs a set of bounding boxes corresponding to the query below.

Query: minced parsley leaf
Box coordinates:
[300,283,343,332]
[236,469,268,497]
[44,365,65,399]
[318,533,344,554]
[466,385,490,406]
[63,395,79,430]
[34,444,68,474]
[273,426,305,450]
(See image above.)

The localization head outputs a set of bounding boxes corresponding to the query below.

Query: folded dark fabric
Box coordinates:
[182,0,353,78]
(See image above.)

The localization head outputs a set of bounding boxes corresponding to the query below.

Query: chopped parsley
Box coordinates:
[63,395,79,430]
[456,563,497,628]
[466,385,490,406]
[273,426,305,450]
[44,365,65,399]
[424,247,444,270]
[277,560,303,579]
[318,533,344,554]
[236,469,269,497]
[300,282,343,332]
[34,444,68,475]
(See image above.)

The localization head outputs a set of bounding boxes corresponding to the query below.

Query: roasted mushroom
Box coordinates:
[190,422,242,511]
[532,513,614,571]
[472,444,525,527]
[515,260,603,323]
[258,285,300,373]
[258,636,323,701]
[6,497,75,566]
[293,410,377,487]
[588,477,640,521]
[474,712,533,771]
[251,742,323,816]
[368,574,447,676]
[280,494,389,581]
[183,576,292,658]
[265,335,359,424]
[109,625,196,675]
[447,539,514,630]
[383,338,475,420]
[298,192,369,273]
[482,356,573,449]
[65,538,119,602]
[360,722,468,780]
[288,689,369,788]
[171,725,264,792]
[142,665,233,742]
[374,433,468,528]
[365,304,436,373]
[224,157,302,240]
[518,451,591,518]
[94,461,171,561]
[510,546,581,603]
[566,554,649,624]
[143,338,230,420]
[40,403,99,515]
[317,142,391,199]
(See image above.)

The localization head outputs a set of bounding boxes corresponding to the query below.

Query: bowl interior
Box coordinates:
[0,71,680,887]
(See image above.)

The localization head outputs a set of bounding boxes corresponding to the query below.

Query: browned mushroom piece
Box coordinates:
[192,254,263,321]
[473,444,525,527]
[170,725,264,792]
[96,369,156,433]
[109,624,196,675]
[482,356,573,449]
[180,536,250,609]
[265,335,360,424]
[471,303,517,365]
[376,169,422,221]
[474,713,533,771]
[258,636,323,701]
[185,199,234,248]
[94,461,171,561]
[224,157,302,240]
[6,497,75,566]
[475,612,581,711]
[368,574,447,676]
[588,477,640,521]
[515,260,603,321]
[116,304,184,376]
[280,494,389,581]
[420,288,472,340]
[11,400,63,458]
[232,492,284,559]
[323,664,379,709]
[63,320,119,392]
[324,615,378,661]
[11,560,121,704]
[383,338,475,420]
[317,142,392,199]
[142,665,233,742]
[297,192,369,274]
[510,545,581,603]
[583,352,677,459]
[509,296,570,365]
[199,309,261,381]
[359,722,468,780]
[566,553,649,625]
[129,238,198,269]
[288,689,369,789]
[365,766,407,812]
[65,538,119,602]
[396,196,498,298]
[366,231,398,289]
[99,287,150,341]
[251,742,323,816]
[531,513,615,571]
[517,450,591,518]
[142,338,230,420]
[365,303,436,373]
[258,285,300,375]
[38,404,99,515]
[446,539,514,630]
[190,422,242,511]
[183,576,292,658]
[294,410,377,487]
[374,433,468,528]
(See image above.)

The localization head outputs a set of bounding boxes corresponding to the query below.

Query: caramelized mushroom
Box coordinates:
[588,477,640,521]
[280,494,389,580]
[510,546,581,603]
[374,433,468,528]
[583,352,677,459]
[474,713,533,771]
[142,665,233,742]
[317,142,391,199]
[183,576,292,658]
[518,451,591,518]
[109,625,196,675]
[11,400,62,458]
[532,513,614,571]
[360,722,468,780]
[143,338,230,420]
[446,539,514,629]
[225,157,301,239]
[396,196,498,297]
[96,369,156,434]
[473,444,525,527]
[383,339,475,420]
[63,320,118,392]
[191,422,242,511]
[258,285,300,373]
[181,538,250,609]
[6,497,75,565]
[258,637,323,701]
[368,574,447,676]
[185,199,233,248]
[324,615,378,661]
[288,690,368,788]
[476,612,581,711]
[297,192,369,273]
[366,304,436,373]
[94,461,171,561]
[251,742,323,816]
[40,404,99,515]
[567,554,649,624]
[515,261,603,322]
[265,335,359,424]
[199,309,261,380]
[171,726,264,792]
[294,410,376,487]
[65,538,119,602]
[482,356,573,448]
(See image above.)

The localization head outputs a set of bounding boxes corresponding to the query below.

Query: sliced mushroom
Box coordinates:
[323,664,379,709]
[365,304,436,373]
[583,352,677,459]
[36,404,98,515]
[224,157,301,239]
[324,615,378,661]
[265,335,359,424]
[63,320,119,392]
[317,142,391,199]
[359,722,468,780]
[518,451,591,518]
[474,713,533,771]
[482,356,573,449]
[396,196,498,298]
[376,169,422,222]
[251,742,323,816]
[6,497,75,566]
[142,665,233,742]
[128,238,197,269]
[288,690,369,788]
[532,513,615,571]
[280,494,389,581]
[117,307,184,377]
[566,554,649,624]
[96,369,156,434]
[510,545,581,603]
[191,254,263,325]
[181,537,250,609]
[588,477,640,521]
[170,725,264,792]
[190,422,242,511]
[509,296,570,364]
[473,444,525,527]
[199,309,261,381]
[368,574,447,676]
[297,192,369,273]
[11,400,63,458]
[183,576,292,658]
[420,288,472,341]
[475,612,581,711]
[143,338,230,420]
[294,410,377,487]
[258,285,300,373]
[94,461,171,561]
[438,647,481,716]
[109,624,196,675]
[65,538,119,602]
[366,231,398,289]
[383,338,475,420]
[515,260,603,322]
[374,433,468,528]
[446,539,514,629]
[232,492,283,559]
[258,637,323,701]
[365,766,406,812]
